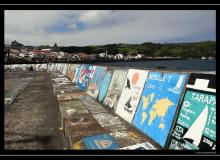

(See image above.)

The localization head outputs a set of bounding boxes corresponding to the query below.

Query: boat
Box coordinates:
[183,105,208,147]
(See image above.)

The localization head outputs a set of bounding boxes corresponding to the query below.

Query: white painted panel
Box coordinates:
[115,69,148,123]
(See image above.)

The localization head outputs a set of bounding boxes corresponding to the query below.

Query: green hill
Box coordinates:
[60,41,216,58]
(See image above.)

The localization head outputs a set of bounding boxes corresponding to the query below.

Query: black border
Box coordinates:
[1,4,218,157]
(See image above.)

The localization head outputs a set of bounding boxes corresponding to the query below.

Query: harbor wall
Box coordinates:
[4,63,216,150]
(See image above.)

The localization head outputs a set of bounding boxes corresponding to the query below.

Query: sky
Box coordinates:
[4,10,216,46]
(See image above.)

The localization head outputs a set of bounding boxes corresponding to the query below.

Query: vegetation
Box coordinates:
[60,41,216,58]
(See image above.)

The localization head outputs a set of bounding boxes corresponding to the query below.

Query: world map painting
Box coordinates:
[132,72,187,147]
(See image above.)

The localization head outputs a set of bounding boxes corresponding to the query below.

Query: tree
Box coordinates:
[53,43,59,51]
[11,40,24,49]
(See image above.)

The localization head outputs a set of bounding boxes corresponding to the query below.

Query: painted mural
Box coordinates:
[132,72,187,147]
[65,64,71,77]
[87,66,107,98]
[72,64,83,83]
[66,64,77,81]
[115,69,148,123]
[62,64,68,75]
[82,134,119,150]
[103,69,128,110]
[76,65,93,91]
[97,68,113,103]
[168,73,216,150]
[119,142,157,150]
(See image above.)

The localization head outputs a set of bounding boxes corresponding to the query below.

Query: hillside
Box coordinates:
[60,41,216,58]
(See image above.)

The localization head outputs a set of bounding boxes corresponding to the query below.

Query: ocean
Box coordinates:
[95,59,216,72]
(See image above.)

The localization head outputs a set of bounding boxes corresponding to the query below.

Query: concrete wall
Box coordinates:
[5,63,216,150]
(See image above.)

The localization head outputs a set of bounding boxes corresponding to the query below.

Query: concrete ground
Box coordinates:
[4,71,63,150]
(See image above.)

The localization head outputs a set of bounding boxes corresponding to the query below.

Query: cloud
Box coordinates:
[78,10,113,26]
[5,10,216,46]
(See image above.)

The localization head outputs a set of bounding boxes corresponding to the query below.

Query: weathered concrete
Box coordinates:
[4,71,63,150]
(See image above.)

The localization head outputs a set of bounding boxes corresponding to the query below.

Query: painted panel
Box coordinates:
[65,120,105,148]
[103,69,128,109]
[72,64,83,83]
[93,113,123,127]
[54,85,78,94]
[119,142,157,150]
[76,65,92,91]
[66,64,77,81]
[115,69,148,123]
[168,73,216,150]
[72,140,85,150]
[132,72,187,147]
[103,123,128,133]
[84,103,108,114]
[59,100,89,116]
[87,66,107,98]
[57,92,86,101]
[109,130,146,147]
[97,68,113,103]
[82,134,119,150]
[62,64,68,75]
[65,64,71,77]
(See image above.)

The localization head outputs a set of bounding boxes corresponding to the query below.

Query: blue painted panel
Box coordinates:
[83,134,119,150]
[76,64,92,91]
[97,69,113,102]
[132,72,187,147]
[87,66,107,98]
[73,64,84,83]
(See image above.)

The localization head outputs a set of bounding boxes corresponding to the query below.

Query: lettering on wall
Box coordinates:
[132,72,187,147]
[168,73,216,150]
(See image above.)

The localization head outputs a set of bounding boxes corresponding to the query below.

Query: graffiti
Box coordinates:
[65,123,105,147]
[97,68,113,103]
[93,113,123,127]
[119,142,157,150]
[103,69,128,110]
[54,85,78,94]
[115,69,148,123]
[57,92,86,101]
[82,134,119,149]
[83,103,108,115]
[76,65,93,91]
[168,74,216,150]
[59,100,89,117]
[109,130,146,147]
[132,72,187,147]
[103,124,128,133]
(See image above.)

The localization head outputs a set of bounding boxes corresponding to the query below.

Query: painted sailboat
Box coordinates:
[168,75,184,94]
[183,105,208,147]
[94,140,113,149]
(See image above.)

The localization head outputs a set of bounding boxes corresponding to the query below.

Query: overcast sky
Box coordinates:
[5,10,216,46]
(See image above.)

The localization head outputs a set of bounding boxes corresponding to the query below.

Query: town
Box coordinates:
[4,40,189,64]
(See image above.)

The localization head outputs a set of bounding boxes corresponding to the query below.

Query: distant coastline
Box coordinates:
[4,59,216,72]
